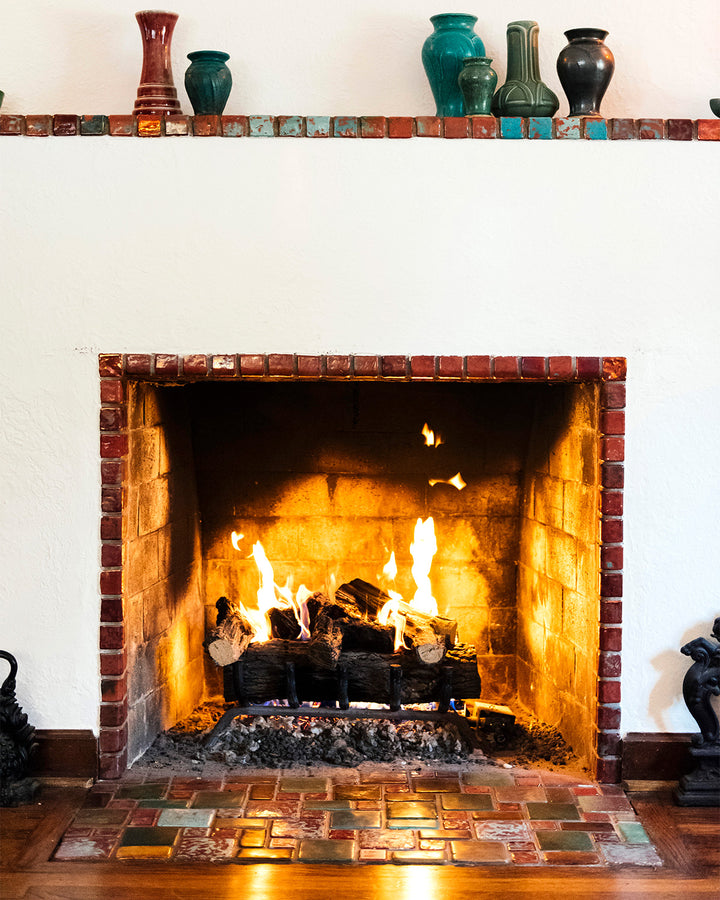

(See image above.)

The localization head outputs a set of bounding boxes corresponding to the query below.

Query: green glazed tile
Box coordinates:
[387,818,438,830]
[330,810,381,830]
[192,791,245,808]
[72,808,129,826]
[279,777,328,794]
[304,799,353,810]
[334,785,381,800]
[526,802,581,821]
[537,830,594,852]
[137,800,189,809]
[119,826,179,847]
[299,839,355,862]
[116,783,167,799]
[617,822,650,843]
[441,794,493,811]
[387,801,437,819]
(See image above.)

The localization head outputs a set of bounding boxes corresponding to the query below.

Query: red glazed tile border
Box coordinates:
[97,353,626,781]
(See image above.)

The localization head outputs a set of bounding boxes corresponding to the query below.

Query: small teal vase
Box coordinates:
[422,14,486,116]
[458,57,498,116]
[184,50,232,115]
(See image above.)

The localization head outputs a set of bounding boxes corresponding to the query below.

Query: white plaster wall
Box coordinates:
[0,2,719,739]
[1,1,719,119]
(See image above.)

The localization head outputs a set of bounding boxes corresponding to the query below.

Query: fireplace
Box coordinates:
[98,353,625,782]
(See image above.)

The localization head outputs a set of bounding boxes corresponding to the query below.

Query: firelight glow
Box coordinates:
[428,472,467,490]
[421,422,443,447]
[410,517,439,617]
[230,530,244,551]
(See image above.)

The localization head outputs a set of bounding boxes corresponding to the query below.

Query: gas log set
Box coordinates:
[204,575,481,748]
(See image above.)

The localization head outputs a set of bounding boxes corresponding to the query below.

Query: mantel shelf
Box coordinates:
[1,113,719,141]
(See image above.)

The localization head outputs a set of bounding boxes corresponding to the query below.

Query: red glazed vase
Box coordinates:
[133,10,182,115]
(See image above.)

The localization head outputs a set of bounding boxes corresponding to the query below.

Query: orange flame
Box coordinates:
[422,422,443,447]
[428,472,466,490]
[409,517,438,617]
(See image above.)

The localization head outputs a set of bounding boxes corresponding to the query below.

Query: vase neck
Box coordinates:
[431,13,477,31]
[506,20,540,83]
[565,27,609,42]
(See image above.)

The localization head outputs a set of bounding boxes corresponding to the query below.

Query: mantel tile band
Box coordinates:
[98,354,626,782]
[1,114,718,140]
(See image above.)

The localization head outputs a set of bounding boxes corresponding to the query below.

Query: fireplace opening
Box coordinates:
[121,374,602,772]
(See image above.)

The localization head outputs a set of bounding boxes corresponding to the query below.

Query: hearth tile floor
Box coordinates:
[51,765,663,867]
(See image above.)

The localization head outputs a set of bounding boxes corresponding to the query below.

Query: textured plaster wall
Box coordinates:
[0,1,718,119]
[0,2,719,738]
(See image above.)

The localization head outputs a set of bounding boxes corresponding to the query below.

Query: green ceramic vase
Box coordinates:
[422,14,486,116]
[458,57,498,116]
[184,50,232,115]
[492,20,558,117]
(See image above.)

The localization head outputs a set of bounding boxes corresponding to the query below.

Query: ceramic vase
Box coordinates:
[185,51,232,115]
[422,13,486,116]
[492,20,558,118]
[133,10,182,116]
[458,57,497,116]
[557,28,615,117]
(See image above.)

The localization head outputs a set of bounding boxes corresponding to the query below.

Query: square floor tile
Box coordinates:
[157,808,215,828]
[451,841,510,864]
[279,777,328,793]
[54,836,117,860]
[119,826,179,847]
[617,822,651,843]
[526,803,581,821]
[600,843,663,866]
[240,830,266,848]
[441,794,493,811]
[174,835,237,860]
[537,830,594,852]
[193,791,245,808]
[330,810,381,830]
[116,783,167,800]
[299,839,355,862]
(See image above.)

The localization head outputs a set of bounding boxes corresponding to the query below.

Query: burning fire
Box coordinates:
[230,532,311,643]
[409,517,439,616]
[422,422,443,447]
[428,472,467,491]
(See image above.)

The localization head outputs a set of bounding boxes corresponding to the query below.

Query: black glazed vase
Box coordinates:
[556,28,614,117]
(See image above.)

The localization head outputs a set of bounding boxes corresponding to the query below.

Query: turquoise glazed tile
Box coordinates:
[527,117,553,139]
[277,115,303,137]
[299,839,355,862]
[193,791,245,808]
[306,116,331,138]
[157,808,215,828]
[537,830,594,852]
[330,810,381,830]
[79,115,108,135]
[584,118,608,140]
[617,822,650,843]
[500,117,524,139]
[117,783,167,800]
[248,115,275,137]
[526,803,580,820]
[441,794,493,811]
[119,826,179,847]
[333,116,358,137]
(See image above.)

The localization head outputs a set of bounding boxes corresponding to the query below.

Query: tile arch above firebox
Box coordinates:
[97,354,625,782]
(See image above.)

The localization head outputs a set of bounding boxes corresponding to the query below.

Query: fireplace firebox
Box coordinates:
[98,354,625,782]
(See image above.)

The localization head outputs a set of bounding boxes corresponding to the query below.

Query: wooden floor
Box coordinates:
[1,783,718,900]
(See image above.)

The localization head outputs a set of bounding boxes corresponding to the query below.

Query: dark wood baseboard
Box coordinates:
[622,732,694,783]
[30,729,97,779]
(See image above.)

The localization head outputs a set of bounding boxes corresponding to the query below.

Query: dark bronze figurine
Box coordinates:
[0,651,39,806]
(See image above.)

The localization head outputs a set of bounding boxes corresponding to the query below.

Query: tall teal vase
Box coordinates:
[422,14,486,116]
[184,50,232,115]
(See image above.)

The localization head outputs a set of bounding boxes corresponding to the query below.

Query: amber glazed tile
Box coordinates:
[214,814,265,826]
[240,830,266,848]
[193,791,246,808]
[412,778,460,793]
[462,771,515,788]
[334,784,382,800]
[119,826,179,847]
[116,846,173,860]
[330,810,381,830]
[451,841,510,864]
[237,847,294,861]
[441,794,493,811]
[419,827,471,840]
[304,799,353,810]
[279,777,328,793]
[389,819,439,830]
[387,801,437,819]
[526,802,581,821]
[298,839,355,862]
[391,850,446,864]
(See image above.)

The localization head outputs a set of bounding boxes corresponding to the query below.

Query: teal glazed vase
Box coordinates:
[184,50,232,115]
[422,14,486,116]
[458,57,498,116]
[492,20,559,117]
